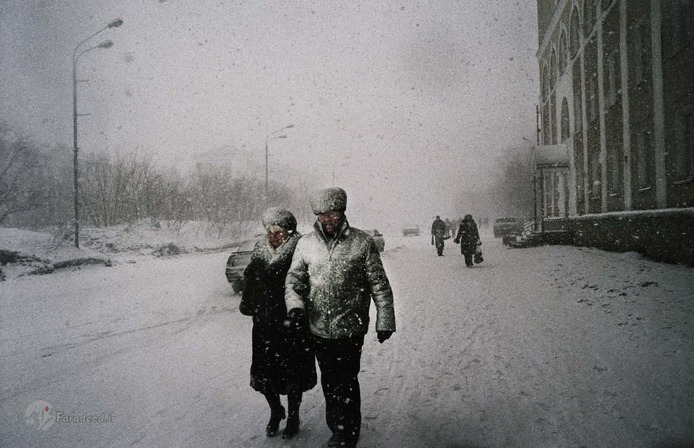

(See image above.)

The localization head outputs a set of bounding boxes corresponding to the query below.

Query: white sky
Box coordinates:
[0,0,539,228]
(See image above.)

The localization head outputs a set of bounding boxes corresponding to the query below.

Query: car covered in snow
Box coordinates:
[402,225,420,236]
[363,229,385,252]
[493,217,521,238]
[225,238,259,294]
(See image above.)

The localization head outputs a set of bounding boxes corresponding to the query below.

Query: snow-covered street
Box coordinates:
[1,234,693,447]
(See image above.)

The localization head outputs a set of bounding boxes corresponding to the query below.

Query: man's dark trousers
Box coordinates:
[313,335,364,443]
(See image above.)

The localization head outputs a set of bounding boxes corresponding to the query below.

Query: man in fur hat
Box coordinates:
[285,187,396,448]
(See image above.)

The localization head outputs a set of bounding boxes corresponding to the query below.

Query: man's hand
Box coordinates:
[283,308,305,331]
[377,330,393,343]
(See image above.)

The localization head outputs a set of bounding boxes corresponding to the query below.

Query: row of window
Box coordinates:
[580,109,692,202]
[541,0,692,102]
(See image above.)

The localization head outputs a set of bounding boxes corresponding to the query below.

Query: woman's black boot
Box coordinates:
[264,392,285,437]
[283,392,302,439]
[266,405,285,437]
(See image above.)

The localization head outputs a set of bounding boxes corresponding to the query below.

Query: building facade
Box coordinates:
[535,0,693,264]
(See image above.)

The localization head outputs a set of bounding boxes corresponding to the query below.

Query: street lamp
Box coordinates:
[522,136,538,230]
[72,19,123,248]
[265,124,294,205]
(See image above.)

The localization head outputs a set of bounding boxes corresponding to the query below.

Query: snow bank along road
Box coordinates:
[1,234,693,447]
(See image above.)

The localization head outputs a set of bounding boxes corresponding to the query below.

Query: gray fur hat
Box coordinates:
[309,187,347,215]
[261,207,297,232]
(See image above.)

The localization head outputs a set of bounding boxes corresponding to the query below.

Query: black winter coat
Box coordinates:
[454,218,480,254]
[239,235,316,395]
[431,218,447,239]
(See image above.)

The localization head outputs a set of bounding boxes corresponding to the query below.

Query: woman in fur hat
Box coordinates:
[239,207,316,439]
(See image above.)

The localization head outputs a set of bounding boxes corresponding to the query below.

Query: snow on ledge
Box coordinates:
[570,207,694,221]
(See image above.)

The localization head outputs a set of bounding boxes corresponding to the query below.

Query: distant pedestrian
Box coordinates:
[431,215,447,256]
[454,214,481,268]
[285,187,396,448]
[444,218,453,238]
[239,207,316,439]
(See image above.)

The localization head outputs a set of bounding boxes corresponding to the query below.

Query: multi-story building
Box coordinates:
[533,0,694,264]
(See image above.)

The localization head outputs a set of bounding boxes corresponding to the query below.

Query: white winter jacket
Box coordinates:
[285,219,396,339]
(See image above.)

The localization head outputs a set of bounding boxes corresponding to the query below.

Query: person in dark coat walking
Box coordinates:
[454,214,481,268]
[431,215,447,256]
[239,207,316,439]
[285,187,396,448]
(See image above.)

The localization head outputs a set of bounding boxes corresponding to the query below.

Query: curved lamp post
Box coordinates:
[265,124,294,205]
[72,19,123,248]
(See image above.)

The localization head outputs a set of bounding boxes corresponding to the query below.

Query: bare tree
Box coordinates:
[0,122,52,224]
[490,147,534,219]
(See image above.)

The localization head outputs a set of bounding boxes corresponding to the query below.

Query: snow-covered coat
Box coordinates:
[240,234,316,395]
[285,219,396,339]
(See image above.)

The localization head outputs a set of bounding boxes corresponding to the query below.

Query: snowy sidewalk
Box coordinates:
[1,235,692,447]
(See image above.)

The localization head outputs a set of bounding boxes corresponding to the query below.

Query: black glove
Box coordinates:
[377,330,393,343]
[283,308,305,331]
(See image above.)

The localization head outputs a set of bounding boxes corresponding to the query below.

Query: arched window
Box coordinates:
[570,8,581,58]
[573,85,583,136]
[551,93,558,144]
[550,49,557,90]
[561,97,570,142]
[559,31,568,75]
[584,0,597,35]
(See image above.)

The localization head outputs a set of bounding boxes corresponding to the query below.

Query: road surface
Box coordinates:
[1,234,693,447]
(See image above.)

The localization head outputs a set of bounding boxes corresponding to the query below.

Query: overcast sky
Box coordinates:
[0,0,539,229]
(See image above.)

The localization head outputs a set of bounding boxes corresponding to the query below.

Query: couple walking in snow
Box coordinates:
[239,187,396,448]
[432,214,482,267]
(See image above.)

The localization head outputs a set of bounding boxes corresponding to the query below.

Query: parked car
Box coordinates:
[225,238,259,294]
[402,225,420,236]
[364,229,385,252]
[493,217,521,238]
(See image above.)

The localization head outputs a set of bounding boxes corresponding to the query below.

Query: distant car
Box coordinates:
[493,218,520,238]
[364,229,385,252]
[402,225,420,236]
[225,238,259,294]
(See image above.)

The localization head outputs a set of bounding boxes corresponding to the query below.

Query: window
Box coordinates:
[550,49,557,90]
[561,98,570,142]
[637,130,654,189]
[674,111,694,181]
[559,32,568,75]
[570,8,581,58]
[543,171,567,217]
[667,0,694,56]
[584,0,597,35]
[588,74,598,122]
[590,152,601,199]
[634,19,651,83]
[550,93,558,144]
[606,49,620,107]
[542,65,549,102]
[608,144,622,195]
[544,172,555,216]
[553,172,561,216]
[543,104,551,144]
[574,87,583,135]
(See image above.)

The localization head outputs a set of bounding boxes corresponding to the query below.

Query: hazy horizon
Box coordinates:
[0,0,539,228]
